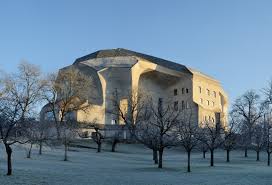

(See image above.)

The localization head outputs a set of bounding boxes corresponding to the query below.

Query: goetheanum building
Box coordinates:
[41,48,228,135]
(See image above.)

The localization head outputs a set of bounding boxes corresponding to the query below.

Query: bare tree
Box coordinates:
[252,124,265,161]
[263,114,272,166]
[108,128,124,152]
[110,88,161,161]
[176,106,199,172]
[224,112,239,162]
[232,90,263,158]
[42,67,93,139]
[91,125,104,153]
[25,119,52,157]
[146,100,179,168]
[199,143,208,159]
[263,80,272,166]
[0,62,45,175]
[199,121,224,167]
[135,111,160,165]
[59,120,78,161]
[110,88,148,141]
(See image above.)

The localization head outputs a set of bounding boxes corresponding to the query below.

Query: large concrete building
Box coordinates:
[41,48,228,131]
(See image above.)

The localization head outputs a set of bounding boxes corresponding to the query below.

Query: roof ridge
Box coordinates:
[73,48,192,74]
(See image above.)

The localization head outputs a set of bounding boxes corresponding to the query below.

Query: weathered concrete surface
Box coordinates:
[41,48,228,129]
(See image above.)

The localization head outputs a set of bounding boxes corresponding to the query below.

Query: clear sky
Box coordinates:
[1,0,272,104]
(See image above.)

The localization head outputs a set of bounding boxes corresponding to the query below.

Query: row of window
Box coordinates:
[174,100,190,111]
[203,115,215,123]
[174,88,189,96]
[199,86,217,98]
[200,98,215,107]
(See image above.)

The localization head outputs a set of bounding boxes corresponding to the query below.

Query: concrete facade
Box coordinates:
[41,48,228,129]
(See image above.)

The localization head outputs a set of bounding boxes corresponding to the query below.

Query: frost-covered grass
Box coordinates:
[0,143,272,185]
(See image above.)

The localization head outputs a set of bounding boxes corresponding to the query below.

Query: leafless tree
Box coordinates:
[263,80,272,166]
[176,105,199,172]
[232,90,263,158]
[135,108,160,165]
[42,67,94,139]
[200,143,208,159]
[0,62,45,175]
[59,120,78,161]
[25,119,52,157]
[110,88,148,141]
[199,121,224,167]
[252,124,265,161]
[108,128,124,152]
[263,114,272,166]
[224,112,239,162]
[90,124,104,153]
[136,99,179,169]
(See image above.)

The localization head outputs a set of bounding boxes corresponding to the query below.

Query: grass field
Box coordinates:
[0,142,271,185]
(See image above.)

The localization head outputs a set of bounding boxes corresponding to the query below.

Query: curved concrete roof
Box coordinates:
[73,48,192,74]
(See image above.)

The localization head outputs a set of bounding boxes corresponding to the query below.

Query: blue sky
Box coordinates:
[0,0,272,104]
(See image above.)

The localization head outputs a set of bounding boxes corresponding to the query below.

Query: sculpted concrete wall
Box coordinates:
[41,54,228,130]
[192,72,228,127]
[98,67,132,125]
[132,59,198,125]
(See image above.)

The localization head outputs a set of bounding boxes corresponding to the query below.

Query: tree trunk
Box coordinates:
[27,143,33,159]
[5,144,12,176]
[64,142,68,161]
[39,141,43,155]
[268,152,271,166]
[187,150,191,172]
[153,149,158,164]
[256,150,260,161]
[244,148,248,158]
[111,140,117,152]
[226,149,230,162]
[158,149,164,168]
[203,151,206,159]
[210,149,214,167]
[97,142,101,153]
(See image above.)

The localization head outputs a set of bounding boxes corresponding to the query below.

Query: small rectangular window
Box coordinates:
[174,101,178,111]
[111,120,117,125]
[207,89,210,96]
[174,89,178,96]
[212,101,215,107]
[213,91,216,98]
[199,86,202,94]
[182,100,185,110]
[207,100,210,106]
[182,88,184,94]
[186,88,189,93]
[200,98,203,104]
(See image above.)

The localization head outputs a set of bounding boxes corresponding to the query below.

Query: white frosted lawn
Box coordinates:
[0,143,272,185]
